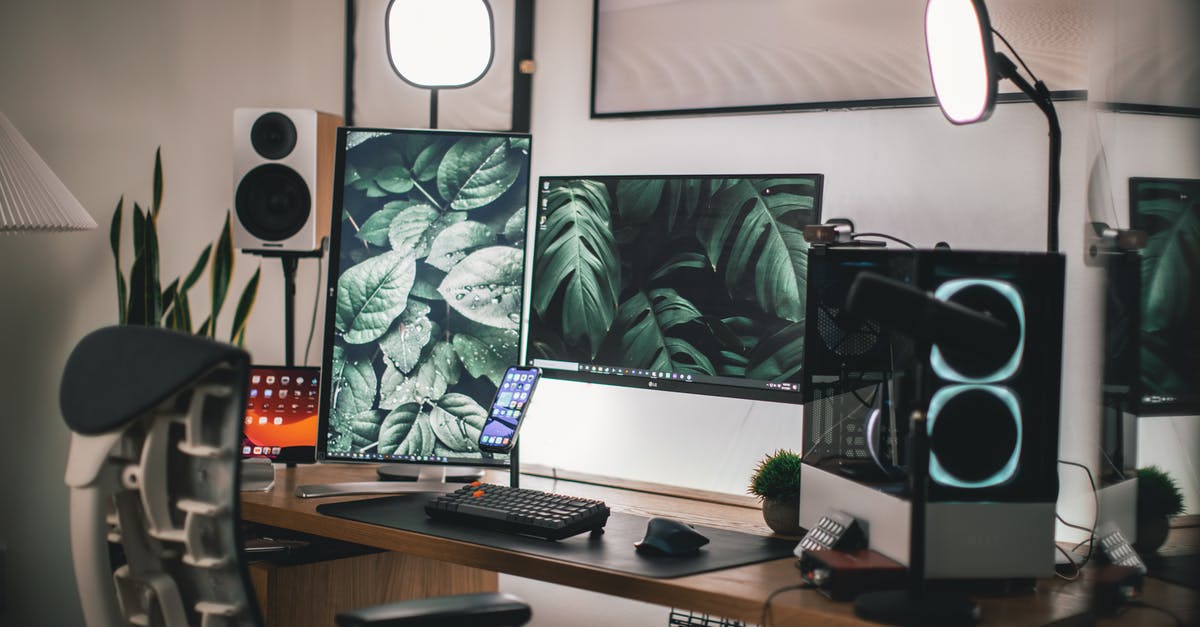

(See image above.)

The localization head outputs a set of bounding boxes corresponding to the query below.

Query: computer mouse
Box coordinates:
[634,517,710,556]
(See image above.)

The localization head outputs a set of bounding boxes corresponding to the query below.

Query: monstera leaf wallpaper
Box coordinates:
[529,175,822,384]
[1131,178,1200,409]
[325,129,531,461]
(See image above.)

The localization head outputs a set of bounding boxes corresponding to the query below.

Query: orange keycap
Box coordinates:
[472,490,485,498]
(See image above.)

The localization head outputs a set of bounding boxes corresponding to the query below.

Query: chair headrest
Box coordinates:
[60,326,250,435]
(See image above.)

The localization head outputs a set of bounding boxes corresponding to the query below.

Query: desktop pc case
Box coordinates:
[799,248,1065,579]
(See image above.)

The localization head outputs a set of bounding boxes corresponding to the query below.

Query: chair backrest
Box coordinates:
[61,326,261,627]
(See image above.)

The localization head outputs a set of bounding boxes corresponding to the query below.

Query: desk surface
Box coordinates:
[242,464,1196,626]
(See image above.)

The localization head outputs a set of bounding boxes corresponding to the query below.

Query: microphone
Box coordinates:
[845,271,1017,367]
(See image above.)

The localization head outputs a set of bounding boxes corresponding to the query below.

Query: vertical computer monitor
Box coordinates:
[316,127,532,475]
[527,174,822,403]
[1127,177,1200,415]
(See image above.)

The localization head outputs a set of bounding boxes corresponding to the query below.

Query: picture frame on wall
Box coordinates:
[590,0,1089,119]
[346,0,533,131]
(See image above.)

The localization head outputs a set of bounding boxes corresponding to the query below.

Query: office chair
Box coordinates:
[60,326,531,627]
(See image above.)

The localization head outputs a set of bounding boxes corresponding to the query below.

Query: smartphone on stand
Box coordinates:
[479,366,541,453]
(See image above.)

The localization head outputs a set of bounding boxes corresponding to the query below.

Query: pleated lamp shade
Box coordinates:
[0,111,96,233]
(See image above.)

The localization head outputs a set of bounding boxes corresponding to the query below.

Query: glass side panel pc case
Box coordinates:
[317,127,532,470]
[242,365,321,463]
[527,174,822,403]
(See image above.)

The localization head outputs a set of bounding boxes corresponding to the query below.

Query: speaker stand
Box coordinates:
[249,243,325,366]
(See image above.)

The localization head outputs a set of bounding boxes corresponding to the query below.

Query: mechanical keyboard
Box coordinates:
[425,482,610,540]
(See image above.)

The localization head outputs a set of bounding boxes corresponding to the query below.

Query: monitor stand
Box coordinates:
[376,465,484,482]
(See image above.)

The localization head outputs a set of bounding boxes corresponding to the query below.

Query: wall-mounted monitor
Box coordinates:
[316,127,532,475]
[527,174,823,403]
[1128,177,1200,415]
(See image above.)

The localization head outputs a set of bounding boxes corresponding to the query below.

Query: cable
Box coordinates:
[1054,544,1081,581]
[1100,447,1127,481]
[302,251,325,367]
[759,582,809,627]
[991,28,1037,80]
[851,232,915,249]
[1057,459,1100,568]
[1125,601,1185,626]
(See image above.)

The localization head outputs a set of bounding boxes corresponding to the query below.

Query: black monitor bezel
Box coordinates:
[527,172,824,405]
[315,126,533,467]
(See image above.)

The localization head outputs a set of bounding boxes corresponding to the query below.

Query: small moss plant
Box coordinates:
[749,449,803,502]
[1137,466,1185,519]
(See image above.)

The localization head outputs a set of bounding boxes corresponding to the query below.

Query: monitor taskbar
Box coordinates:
[531,359,804,404]
[324,451,505,465]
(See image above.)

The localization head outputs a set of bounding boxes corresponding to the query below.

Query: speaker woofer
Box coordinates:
[250,112,298,160]
[930,279,1024,383]
[927,384,1021,489]
[235,164,311,242]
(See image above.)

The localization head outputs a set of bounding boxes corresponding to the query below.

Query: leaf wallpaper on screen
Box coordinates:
[328,131,530,459]
[1131,178,1200,402]
[530,176,821,382]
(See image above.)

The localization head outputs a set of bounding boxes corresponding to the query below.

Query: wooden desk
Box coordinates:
[241,465,1196,626]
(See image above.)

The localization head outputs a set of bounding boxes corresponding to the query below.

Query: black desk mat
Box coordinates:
[1145,553,1199,590]
[316,493,797,579]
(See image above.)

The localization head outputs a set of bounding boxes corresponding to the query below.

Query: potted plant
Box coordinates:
[109,148,259,343]
[749,449,804,535]
[1135,465,1185,553]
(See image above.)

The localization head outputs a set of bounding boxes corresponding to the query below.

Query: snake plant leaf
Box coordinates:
[181,243,212,292]
[196,316,211,337]
[209,212,234,338]
[696,178,817,322]
[336,250,417,345]
[429,393,488,452]
[612,289,714,375]
[379,300,435,374]
[229,266,261,347]
[388,202,465,258]
[160,278,179,327]
[451,323,519,386]
[745,320,806,381]
[110,197,127,324]
[438,246,524,329]
[172,291,194,334]
[378,403,419,455]
[128,206,162,326]
[532,180,620,357]
[355,200,407,247]
[426,221,496,272]
[152,147,163,218]
[437,136,520,211]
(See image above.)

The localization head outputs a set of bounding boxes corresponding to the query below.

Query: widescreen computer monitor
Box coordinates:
[527,174,822,403]
[316,127,532,479]
[1127,177,1200,415]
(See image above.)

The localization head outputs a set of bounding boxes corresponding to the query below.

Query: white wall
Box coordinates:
[518,0,1105,523]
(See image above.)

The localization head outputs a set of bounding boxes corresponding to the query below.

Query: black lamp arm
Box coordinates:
[994,52,1062,254]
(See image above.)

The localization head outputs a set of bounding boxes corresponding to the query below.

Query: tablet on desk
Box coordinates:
[241,365,319,464]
